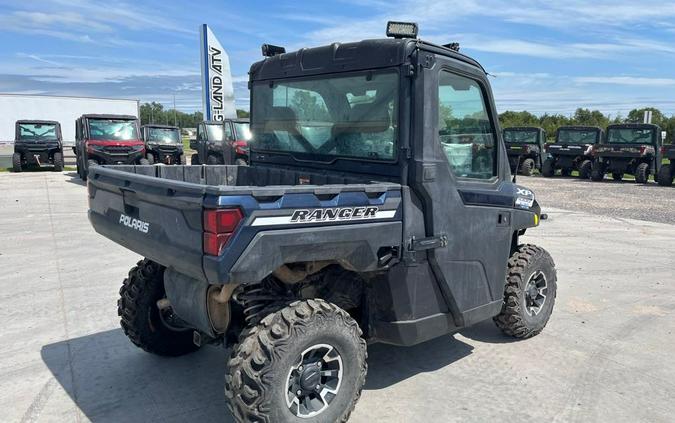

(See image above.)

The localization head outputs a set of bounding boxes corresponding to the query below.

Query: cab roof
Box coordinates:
[81,114,137,120]
[503,126,544,132]
[142,124,179,130]
[606,123,660,131]
[249,38,484,82]
[557,125,604,132]
[16,119,60,126]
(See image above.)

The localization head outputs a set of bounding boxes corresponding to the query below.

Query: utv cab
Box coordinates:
[657,142,674,186]
[12,120,64,172]
[191,119,251,165]
[142,124,186,165]
[75,114,148,180]
[591,123,662,183]
[502,126,546,176]
[542,126,602,178]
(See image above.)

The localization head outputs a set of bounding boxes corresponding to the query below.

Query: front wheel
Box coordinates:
[520,158,535,176]
[191,154,200,165]
[635,162,649,184]
[118,259,199,357]
[179,154,187,165]
[235,157,248,166]
[541,158,554,177]
[53,152,63,172]
[591,161,604,181]
[494,244,557,338]
[12,153,22,172]
[146,153,155,165]
[207,154,220,165]
[139,158,150,166]
[579,159,592,179]
[225,299,367,423]
[657,164,673,187]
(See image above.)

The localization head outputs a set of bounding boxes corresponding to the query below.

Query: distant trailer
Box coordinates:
[0,94,138,167]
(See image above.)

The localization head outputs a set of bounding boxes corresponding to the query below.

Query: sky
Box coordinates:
[1,0,675,117]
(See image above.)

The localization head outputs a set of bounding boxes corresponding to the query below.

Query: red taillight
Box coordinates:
[203,208,243,256]
[661,146,667,155]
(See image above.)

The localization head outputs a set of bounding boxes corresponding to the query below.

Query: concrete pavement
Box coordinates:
[0,171,674,422]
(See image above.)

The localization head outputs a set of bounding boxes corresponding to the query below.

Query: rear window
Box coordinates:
[18,123,58,141]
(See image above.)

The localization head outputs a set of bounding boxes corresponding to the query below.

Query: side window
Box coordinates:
[438,71,496,180]
[224,123,234,141]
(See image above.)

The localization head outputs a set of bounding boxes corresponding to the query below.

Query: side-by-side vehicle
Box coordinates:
[87,22,557,423]
[12,120,63,172]
[502,126,546,176]
[542,125,603,179]
[142,124,186,165]
[191,118,251,165]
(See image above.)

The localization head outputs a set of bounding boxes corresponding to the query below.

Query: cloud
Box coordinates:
[574,76,675,86]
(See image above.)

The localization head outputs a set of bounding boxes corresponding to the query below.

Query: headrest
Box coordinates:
[258,107,299,132]
[334,103,390,134]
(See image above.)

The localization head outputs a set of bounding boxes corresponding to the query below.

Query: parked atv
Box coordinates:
[142,124,186,165]
[88,22,557,423]
[75,114,149,181]
[591,123,662,183]
[502,126,546,176]
[12,120,64,172]
[542,126,602,178]
[191,119,251,165]
[657,143,674,186]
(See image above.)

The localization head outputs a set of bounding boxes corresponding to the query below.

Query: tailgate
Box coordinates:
[88,166,206,280]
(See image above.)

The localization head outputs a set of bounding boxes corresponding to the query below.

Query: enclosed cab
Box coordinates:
[142,124,185,165]
[591,123,662,183]
[87,22,558,422]
[657,141,674,186]
[11,120,63,172]
[191,118,251,165]
[75,114,148,180]
[542,125,602,178]
[502,126,546,176]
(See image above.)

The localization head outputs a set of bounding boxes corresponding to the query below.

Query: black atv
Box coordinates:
[542,126,602,179]
[657,143,674,186]
[142,124,186,165]
[12,120,64,172]
[591,123,662,183]
[503,126,546,176]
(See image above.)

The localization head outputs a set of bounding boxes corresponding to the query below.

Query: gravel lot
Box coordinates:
[1,171,674,423]
[521,175,675,224]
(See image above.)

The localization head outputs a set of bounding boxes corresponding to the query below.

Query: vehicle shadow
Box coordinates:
[64,171,85,186]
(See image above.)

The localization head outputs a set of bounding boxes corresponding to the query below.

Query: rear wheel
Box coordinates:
[657,164,673,186]
[541,158,554,177]
[207,154,220,165]
[146,153,155,165]
[520,158,534,176]
[591,161,604,181]
[612,172,623,181]
[225,299,367,423]
[12,153,22,172]
[53,152,63,172]
[635,162,649,184]
[494,244,557,338]
[191,154,200,165]
[578,159,592,179]
[118,259,199,357]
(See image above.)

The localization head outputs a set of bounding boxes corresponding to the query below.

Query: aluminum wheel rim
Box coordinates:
[285,343,343,418]
[524,270,547,316]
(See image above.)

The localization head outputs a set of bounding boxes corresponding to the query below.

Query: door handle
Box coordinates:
[497,212,511,226]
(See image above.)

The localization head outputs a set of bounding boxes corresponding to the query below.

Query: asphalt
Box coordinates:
[1,171,674,423]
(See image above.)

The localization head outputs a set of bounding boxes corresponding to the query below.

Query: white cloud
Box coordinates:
[574,76,675,86]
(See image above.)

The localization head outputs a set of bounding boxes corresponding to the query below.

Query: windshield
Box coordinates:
[251,71,398,161]
[18,123,58,141]
[233,122,252,141]
[556,129,599,144]
[606,128,654,144]
[147,127,180,144]
[504,129,538,144]
[88,119,138,141]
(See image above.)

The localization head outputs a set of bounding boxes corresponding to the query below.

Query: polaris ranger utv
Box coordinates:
[542,125,602,178]
[191,118,251,165]
[141,124,186,165]
[591,123,662,183]
[75,114,149,181]
[657,143,674,186]
[11,120,64,172]
[88,22,557,423]
[502,126,546,176]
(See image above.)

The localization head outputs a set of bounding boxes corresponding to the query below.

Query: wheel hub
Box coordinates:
[524,270,548,316]
[286,343,343,418]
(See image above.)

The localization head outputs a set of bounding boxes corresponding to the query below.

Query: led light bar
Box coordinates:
[262,44,286,57]
[386,21,418,39]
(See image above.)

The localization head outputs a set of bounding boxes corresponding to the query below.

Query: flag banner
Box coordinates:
[200,24,237,121]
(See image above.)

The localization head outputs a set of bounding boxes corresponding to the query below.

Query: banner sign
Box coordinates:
[200,24,236,121]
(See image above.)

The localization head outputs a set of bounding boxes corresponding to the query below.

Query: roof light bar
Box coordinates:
[386,21,418,39]
[262,44,286,57]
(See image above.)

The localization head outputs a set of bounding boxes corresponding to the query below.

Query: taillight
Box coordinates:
[661,146,667,155]
[203,208,243,256]
[640,146,647,155]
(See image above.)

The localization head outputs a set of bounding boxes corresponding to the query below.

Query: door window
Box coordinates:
[438,71,497,180]
[224,123,234,141]
[197,124,205,141]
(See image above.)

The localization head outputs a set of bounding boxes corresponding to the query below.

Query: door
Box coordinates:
[412,57,513,326]
[196,123,207,162]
